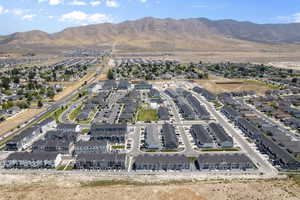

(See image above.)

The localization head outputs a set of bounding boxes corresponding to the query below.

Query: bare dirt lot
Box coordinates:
[195,76,271,95]
[0,174,299,200]
[0,109,44,137]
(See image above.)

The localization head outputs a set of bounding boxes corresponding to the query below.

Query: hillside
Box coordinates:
[2,17,300,52]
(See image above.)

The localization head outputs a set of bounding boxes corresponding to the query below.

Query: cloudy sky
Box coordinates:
[0,0,300,35]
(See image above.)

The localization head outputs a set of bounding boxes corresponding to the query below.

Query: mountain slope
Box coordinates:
[2,17,300,52]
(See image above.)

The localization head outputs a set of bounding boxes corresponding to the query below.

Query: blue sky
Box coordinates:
[0,0,300,35]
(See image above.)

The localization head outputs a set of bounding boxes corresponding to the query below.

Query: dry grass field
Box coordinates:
[0,109,44,137]
[0,174,299,200]
[195,76,272,95]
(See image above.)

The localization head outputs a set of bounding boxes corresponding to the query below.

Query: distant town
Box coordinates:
[0,50,299,176]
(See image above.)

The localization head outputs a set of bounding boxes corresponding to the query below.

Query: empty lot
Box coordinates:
[0,174,299,200]
[195,77,272,95]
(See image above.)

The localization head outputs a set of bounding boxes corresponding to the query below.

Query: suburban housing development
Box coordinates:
[0,54,299,177]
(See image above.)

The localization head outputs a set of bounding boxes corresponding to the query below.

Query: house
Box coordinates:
[235,117,262,139]
[190,125,214,148]
[6,127,40,151]
[44,131,78,142]
[161,124,178,149]
[38,118,57,133]
[102,80,117,90]
[186,94,210,119]
[196,153,254,171]
[158,107,170,121]
[192,87,217,101]
[5,118,56,151]
[7,106,20,115]
[221,106,240,121]
[75,153,127,170]
[144,125,161,149]
[90,124,127,143]
[57,123,80,132]
[32,139,74,154]
[4,152,61,169]
[133,154,190,171]
[74,140,108,154]
[149,88,160,98]
[117,80,130,90]
[256,134,300,169]
[134,81,152,90]
[209,123,233,148]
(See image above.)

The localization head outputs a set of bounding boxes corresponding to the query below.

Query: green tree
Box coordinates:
[107,69,114,80]
[38,100,43,108]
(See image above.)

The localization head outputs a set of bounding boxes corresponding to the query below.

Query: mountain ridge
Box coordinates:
[2,17,300,52]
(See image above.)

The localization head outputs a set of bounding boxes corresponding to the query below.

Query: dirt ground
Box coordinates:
[0,174,299,200]
[0,109,44,137]
[195,76,271,95]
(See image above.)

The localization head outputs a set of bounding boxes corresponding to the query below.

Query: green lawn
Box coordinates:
[111,145,125,149]
[69,105,83,121]
[202,148,240,152]
[81,128,90,134]
[137,109,158,122]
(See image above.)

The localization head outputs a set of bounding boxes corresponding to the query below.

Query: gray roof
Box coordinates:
[190,124,213,144]
[161,124,178,148]
[90,124,127,136]
[134,154,189,164]
[158,107,170,120]
[76,153,126,161]
[6,152,58,161]
[209,123,233,143]
[145,125,161,148]
[57,123,78,130]
[198,153,253,164]
[75,140,107,147]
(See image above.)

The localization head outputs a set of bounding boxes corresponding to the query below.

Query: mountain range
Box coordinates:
[2,17,300,52]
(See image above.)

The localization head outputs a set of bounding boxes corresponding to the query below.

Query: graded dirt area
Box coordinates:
[195,76,271,95]
[0,174,299,200]
[0,109,44,137]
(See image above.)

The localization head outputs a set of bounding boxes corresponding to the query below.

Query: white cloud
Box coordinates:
[60,11,87,22]
[22,14,36,21]
[140,0,147,3]
[88,13,110,23]
[11,9,25,16]
[277,13,300,23]
[0,5,8,14]
[69,0,87,6]
[90,1,101,7]
[59,10,111,24]
[106,0,119,7]
[49,0,63,5]
[48,15,54,19]
[37,0,63,5]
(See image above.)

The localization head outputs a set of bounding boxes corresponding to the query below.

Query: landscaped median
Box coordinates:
[69,104,83,121]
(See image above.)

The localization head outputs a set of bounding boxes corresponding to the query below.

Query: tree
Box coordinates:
[107,69,114,80]
[38,100,43,108]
